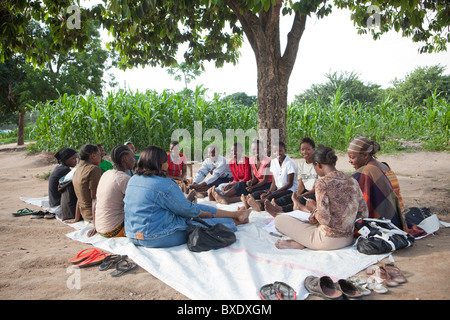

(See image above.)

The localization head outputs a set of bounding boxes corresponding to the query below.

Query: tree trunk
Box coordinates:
[226,0,307,153]
[256,61,288,150]
[17,110,25,146]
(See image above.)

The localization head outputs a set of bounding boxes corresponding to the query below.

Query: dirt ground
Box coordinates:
[0,143,449,300]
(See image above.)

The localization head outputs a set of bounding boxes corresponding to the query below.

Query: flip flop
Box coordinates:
[98,255,128,271]
[110,259,136,277]
[12,208,36,217]
[74,251,111,268]
[274,281,296,300]
[68,248,103,264]
[259,284,279,300]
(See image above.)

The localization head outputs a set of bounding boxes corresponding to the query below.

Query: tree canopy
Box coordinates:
[0,19,110,143]
[388,64,450,107]
[2,1,448,66]
[294,71,383,106]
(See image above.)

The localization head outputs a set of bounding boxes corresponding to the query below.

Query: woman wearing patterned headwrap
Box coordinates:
[347,136,407,230]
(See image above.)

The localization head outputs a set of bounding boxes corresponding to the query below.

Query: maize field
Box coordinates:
[32,86,449,155]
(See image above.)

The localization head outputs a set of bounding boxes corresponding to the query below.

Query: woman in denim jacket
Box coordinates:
[124,146,251,248]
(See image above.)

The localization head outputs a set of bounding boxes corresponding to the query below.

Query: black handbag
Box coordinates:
[186,217,236,252]
[354,218,414,255]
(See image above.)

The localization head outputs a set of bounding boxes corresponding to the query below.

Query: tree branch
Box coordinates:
[225,0,262,56]
[281,11,307,81]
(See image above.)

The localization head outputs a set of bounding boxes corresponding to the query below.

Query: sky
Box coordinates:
[101,5,450,103]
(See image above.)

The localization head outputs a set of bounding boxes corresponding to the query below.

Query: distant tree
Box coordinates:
[222,92,257,108]
[0,20,109,145]
[294,71,383,106]
[0,57,25,127]
[167,62,203,90]
[387,64,450,108]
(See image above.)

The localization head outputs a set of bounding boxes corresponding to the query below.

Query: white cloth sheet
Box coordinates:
[22,196,437,300]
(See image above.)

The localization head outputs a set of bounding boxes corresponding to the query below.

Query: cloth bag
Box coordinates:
[354,218,415,255]
[58,179,77,221]
[186,217,236,252]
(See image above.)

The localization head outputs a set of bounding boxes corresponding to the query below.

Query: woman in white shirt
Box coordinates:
[265,137,318,215]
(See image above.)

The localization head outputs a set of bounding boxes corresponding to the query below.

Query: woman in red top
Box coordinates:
[228,142,252,183]
[212,140,272,204]
[167,141,187,182]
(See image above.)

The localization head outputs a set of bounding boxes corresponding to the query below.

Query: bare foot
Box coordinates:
[186,190,197,203]
[275,239,305,250]
[292,193,307,211]
[211,186,229,205]
[240,194,249,209]
[235,208,252,225]
[264,199,283,217]
[195,191,207,198]
[271,199,284,211]
[247,194,263,212]
[207,187,215,202]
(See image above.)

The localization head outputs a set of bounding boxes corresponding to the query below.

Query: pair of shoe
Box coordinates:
[69,248,136,276]
[260,281,296,300]
[69,248,111,268]
[366,262,407,287]
[347,275,386,294]
[99,254,136,277]
[30,210,55,219]
[304,276,364,300]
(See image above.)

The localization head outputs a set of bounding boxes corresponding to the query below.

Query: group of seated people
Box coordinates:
[48,135,408,252]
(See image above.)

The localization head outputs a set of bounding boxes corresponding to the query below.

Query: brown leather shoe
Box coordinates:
[384,263,407,284]
[304,276,343,300]
[336,279,364,300]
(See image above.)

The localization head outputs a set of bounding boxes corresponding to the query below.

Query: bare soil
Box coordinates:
[0,143,449,300]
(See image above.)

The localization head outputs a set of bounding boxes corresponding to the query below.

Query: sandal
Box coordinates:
[44,212,56,219]
[98,255,128,271]
[274,281,296,300]
[74,251,111,268]
[110,259,137,277]
[347,276,371,296]
[68,248,103,264]
[30,211,47,219]
[384,263,407,284]
[259,284,279,300]
[366,276,388,294]
[12,208,36,217]
[366,264,399,287]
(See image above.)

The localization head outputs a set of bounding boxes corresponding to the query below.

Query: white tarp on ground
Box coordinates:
[20,196,402,300]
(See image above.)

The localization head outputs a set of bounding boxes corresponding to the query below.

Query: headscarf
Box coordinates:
[54,147,77,164]
[347,136,381,155]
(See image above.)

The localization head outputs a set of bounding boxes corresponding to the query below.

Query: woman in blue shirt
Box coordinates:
[124,146,251,248]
